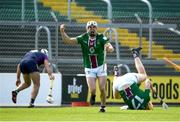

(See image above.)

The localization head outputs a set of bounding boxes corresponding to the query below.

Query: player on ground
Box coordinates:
[113,47,153,110]
[60,21,114,112]
[11,49,55,108]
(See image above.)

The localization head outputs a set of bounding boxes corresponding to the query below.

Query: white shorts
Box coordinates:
[113,73,139,91]
[84,64,107,78]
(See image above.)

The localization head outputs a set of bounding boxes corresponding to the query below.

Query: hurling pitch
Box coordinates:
[0,106,180,121]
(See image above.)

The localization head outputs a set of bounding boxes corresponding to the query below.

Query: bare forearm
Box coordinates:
[60,30,71,43]
[60,28,77,44]
[44,62,53,76]
[44,61,55,80]
[113,90,121,99]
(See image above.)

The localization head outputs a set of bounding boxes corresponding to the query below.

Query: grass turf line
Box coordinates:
[0,106,180,121]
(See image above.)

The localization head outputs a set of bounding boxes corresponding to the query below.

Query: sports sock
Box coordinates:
[14,90,19,94]
[30,98,35,105]
[90,95,96,105]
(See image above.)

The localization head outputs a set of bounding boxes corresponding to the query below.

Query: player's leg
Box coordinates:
[28,72,40,107]
[18,74,31,91]
[144,79,153,110]
[12,74,31,104]
[86,77,96,105]
[85,68,97,105]
[98,76,106,112]
[131,47,147,82]
[97,65,107,112]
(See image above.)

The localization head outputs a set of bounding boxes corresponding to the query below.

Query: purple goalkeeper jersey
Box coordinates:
[21,51,48,66]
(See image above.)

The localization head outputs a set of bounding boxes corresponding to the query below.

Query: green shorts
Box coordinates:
[119,83,150,110]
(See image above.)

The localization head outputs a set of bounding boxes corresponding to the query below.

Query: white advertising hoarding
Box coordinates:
[0,73,62,106]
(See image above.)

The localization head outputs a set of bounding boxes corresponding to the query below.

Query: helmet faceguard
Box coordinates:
[86,21,98,29]
[114,65,121,76]
[86,21,98,37]
[40,48,49,57]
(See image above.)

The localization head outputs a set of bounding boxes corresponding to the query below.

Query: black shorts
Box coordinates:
[20,60,39,74]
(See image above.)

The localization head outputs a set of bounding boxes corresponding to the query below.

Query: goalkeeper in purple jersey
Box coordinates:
[60,21,114,112]
[12,49,55,108]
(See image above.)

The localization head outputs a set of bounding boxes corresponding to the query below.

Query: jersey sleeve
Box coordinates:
[104,36,110,44]
[44,54,48,61]
[100,33,109,45]
[76,34,83,44]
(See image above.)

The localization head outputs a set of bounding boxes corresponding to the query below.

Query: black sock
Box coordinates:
[101,106,106,109]
[30,98,35,105]
[91,94,96,98]
[14,90,19,94]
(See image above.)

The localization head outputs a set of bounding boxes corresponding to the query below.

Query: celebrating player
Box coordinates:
[60,21,114,112]
[113,47,153,110]
[11,49,55,108]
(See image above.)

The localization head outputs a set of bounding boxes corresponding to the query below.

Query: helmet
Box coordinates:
[114,65,121,76]
[40,48,48,57]
[86,20,98,29]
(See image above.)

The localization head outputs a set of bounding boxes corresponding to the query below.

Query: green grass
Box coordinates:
[0,106,180,121]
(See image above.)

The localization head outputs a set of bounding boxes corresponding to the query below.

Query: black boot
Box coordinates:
[28,98,35,108]
[28,103,35,108]
[99,106,106,113]
[131,47,142,58]
[12,91,17,104]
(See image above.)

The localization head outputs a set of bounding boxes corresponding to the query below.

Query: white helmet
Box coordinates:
[86,20,98,29]
[114,65,121,76]
[40,48,48,57]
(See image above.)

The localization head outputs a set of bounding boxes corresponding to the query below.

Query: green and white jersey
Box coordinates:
[113,73,150,110]
[76,33,109,68]
[119,83,150,110]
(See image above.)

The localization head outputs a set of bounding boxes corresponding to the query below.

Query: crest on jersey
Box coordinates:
[89,47,95,54]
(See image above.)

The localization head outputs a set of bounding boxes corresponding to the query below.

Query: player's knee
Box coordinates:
[89,88,96,94]
[25,81,31,87]
[142,74,148,81]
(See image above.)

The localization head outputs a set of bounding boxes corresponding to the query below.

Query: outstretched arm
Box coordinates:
[60,24,78,44]
[163,57,180,71]
[44,60,55,80]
